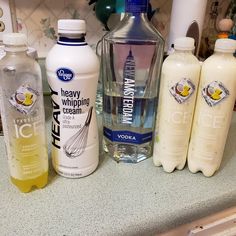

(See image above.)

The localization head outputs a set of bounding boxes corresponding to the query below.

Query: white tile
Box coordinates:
[73,0,92,12]
[15,0,41,20]
[30,34,55,58]
[15,8,27,21]
[44,0,65,18]
[24,16,42,37]
[13,0,118,56]
[85,10,102,31]
[29,3,57,28]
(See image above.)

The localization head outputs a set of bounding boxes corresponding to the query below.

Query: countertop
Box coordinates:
[0,97,236,236]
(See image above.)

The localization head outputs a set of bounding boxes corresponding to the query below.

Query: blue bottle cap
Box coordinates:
[125,0,148,13]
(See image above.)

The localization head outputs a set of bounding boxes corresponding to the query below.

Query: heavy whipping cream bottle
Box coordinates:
[153,37,201,172]
[188,39,236,177]
[46,20,99,178]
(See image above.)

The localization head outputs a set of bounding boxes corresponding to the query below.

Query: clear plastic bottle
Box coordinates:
[102,0,164,163]
[188,39,236,177]
[46,20,99,178]
[0,33,48,192]
[153,37,201,172]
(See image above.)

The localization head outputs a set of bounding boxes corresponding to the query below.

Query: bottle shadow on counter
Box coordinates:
[96,114,111,168]
[44,95,52,121]
[220,121,236,170]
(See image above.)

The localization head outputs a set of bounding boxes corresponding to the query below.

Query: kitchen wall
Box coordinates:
[14,0,104,57]
[13,0,232,57]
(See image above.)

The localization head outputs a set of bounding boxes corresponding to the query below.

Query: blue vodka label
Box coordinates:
[125,0,148,13]
[104,127,153,145]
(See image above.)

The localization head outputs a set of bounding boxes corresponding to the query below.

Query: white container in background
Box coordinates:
[46,19,100,178]
[168,0,207,55]
[188,39,236,177]
[153,37,201,172]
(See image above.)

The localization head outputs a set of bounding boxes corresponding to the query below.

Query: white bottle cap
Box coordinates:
[174,37,195,51]
[3,33,27,52]
[58,19,86,34]
[214,39,236,53]
[3,33,27,46]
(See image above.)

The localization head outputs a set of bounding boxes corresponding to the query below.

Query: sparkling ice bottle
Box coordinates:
[187,39,236,177]
[0,33,48,192]
[102,0,164,163]
[153,37,201,172]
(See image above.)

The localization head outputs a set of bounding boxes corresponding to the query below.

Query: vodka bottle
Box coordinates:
[46,20,99,178]
[153,37,201,172]
[102,0,164,163]
[0,33,48,192]
[188,39,236,177]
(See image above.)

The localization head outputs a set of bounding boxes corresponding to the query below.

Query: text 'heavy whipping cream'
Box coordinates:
[187,39,236,177]
[153,37,201,172]
[46,19,99,178]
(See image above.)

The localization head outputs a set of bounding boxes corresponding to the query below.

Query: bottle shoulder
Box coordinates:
[163,52,200,67]
[46,43,97,56]
[46,44,99,73]
[104,15,164,43]
[202,53,236,70]
[0,53,41,73]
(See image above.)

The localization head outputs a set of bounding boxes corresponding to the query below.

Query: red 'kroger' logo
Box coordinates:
[56,68,74,82]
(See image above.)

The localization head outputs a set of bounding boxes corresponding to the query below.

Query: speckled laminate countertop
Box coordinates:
[0,97,236,236]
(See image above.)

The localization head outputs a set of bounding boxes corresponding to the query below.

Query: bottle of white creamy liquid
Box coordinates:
[153,37,201,172]
[188,39,236,177]
[46,20,99,178]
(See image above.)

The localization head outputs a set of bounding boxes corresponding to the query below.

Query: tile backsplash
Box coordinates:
[14,0,104,57]
[12,0,232,58]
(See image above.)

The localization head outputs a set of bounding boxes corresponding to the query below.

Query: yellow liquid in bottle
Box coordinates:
[11,171,48,193]
[9,125,48,193]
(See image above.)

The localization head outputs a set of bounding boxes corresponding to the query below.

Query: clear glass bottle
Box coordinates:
[102,0,164,163]
[0,33,48,192]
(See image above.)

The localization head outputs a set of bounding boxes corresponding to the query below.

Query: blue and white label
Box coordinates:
[104,127,152,145]
[122,49,135,124]
[56,68,74,82]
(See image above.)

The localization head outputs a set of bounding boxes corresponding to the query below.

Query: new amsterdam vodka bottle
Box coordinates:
[102,0,164,163]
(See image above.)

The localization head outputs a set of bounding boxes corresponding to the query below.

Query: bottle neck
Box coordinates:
[214,50,235,56]
[125,0,148,14]
[123,12,149,24]
[124,0,149,23]
[174,49,193,54]
[4,44,27,53]
[57,34,87,46]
